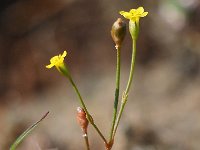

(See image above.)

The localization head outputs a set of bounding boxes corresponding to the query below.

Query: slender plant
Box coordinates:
[45,6,148,150]
[10,6,148,150]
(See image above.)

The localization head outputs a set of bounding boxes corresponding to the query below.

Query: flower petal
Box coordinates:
[119,11,125,15]
[120,11,132,19]
[140,12,148,17]
[62,51,67,57]
[137,7,144,14]
[130,9,136,14]
[46,63,55,69]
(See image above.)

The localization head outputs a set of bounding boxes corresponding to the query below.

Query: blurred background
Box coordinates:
[0,0,200,149]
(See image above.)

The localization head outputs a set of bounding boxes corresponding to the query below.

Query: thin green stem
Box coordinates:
[125,39,136,94]
[112,94,127,138]
[83,133,90,150]
[91,122,107,144]
[60,67,108,145]
[109,46,121,142]
[67,75,89,115]
[112,38,137,139]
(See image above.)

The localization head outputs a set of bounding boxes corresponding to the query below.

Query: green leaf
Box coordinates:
[10,111,49,150]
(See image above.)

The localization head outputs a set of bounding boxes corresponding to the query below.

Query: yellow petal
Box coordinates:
[120,11,131,19]
[130,9,136,14]
[46,63,55,69]
[119,11,126,15]
[62,51,67,57]
[137,7,144,14]
[141,12,148,17]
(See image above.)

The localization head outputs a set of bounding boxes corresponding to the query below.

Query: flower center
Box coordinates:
[50,55,64,67]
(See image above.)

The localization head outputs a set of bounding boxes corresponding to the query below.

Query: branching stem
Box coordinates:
[113,38,137,139]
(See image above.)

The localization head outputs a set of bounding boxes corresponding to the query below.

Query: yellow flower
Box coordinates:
[46,51,67,69]
[119,7,148,23]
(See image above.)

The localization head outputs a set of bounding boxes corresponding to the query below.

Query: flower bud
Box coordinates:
[111,18,126,47]
[77,107,88,133]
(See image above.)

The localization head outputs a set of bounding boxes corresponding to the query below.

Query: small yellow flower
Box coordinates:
[46,51,67,69]
[119,7,148,23]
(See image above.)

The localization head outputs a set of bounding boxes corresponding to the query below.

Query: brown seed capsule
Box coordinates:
[77,107,89,133]
[111,18,126,47]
